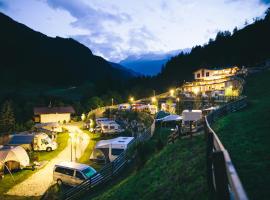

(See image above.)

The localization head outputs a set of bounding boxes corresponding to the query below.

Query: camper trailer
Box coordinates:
[118,104,131,111]
[99,121,124,134]
[90,137,134,163]
[8,133,58,152]
[182,110,203,133]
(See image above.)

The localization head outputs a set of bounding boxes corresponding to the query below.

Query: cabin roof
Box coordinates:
[34,106,75,115]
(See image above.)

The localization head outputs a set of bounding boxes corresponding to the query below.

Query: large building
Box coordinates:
[183,67,243,96]
[34,106,75,123]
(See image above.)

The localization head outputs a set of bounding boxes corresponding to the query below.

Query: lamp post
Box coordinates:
[69,132,73,162]
[176,97,180,115]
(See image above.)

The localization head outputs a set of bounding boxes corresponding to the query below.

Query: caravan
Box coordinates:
[90,137,134,163]
[99,121,124,134]
[8,133,58,152]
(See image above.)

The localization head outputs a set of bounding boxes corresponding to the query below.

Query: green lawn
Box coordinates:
[0,132,69,199]
[91,129,208,200]
[213,71,270,200]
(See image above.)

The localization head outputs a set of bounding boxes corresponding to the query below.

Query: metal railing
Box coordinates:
[62,122,154,200]
[204,96,248,200]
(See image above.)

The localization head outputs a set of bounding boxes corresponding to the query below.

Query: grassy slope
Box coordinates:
[0,132,69,199]
[213,71,270,199]
[92,134,208,200]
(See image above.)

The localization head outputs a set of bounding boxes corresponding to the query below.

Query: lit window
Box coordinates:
[206,72,209,77]
[197,73,200,78]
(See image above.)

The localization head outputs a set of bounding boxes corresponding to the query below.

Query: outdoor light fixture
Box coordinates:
[170,89,175,97]
[129,97,134,102]
[151,96,157,103]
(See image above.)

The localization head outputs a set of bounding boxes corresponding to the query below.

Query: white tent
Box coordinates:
[0,146,30,168]
[156,114,182,122]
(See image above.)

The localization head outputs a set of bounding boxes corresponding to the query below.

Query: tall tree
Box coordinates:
[0,100,15,134]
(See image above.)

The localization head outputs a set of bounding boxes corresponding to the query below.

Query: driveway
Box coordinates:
[6,125,90,197]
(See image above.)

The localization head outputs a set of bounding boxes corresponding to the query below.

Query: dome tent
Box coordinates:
[0,146,30,170]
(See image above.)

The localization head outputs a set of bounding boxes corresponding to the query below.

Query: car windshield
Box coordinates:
[82,167,96,178]
[45,136,52,143]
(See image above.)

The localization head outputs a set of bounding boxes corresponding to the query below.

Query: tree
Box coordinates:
[0,100,15,134]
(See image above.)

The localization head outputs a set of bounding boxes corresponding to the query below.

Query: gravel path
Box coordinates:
[6,125,90,197]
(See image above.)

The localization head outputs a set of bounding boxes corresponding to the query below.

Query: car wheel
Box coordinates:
[46,147,52,152]
[57,179,63,186]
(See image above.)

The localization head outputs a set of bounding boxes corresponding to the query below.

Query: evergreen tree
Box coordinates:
[0,100,15,134]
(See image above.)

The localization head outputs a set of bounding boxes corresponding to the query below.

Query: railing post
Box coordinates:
[212,151,230,200]
[206,127,214,195]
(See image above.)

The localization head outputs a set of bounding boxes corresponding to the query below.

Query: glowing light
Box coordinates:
[170,89,175,97]
[129,97,134,103]
[151,96,157,103]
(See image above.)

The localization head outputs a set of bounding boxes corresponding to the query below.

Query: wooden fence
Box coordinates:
[204,96,248,200]
[62,122,155,200]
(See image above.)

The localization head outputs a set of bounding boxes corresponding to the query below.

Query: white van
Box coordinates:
[53,162,97,186]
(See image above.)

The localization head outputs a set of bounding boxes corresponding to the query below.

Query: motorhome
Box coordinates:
[99,121,124,134]
[90,137,134,163]
[8,132,58,152]
[118,104,131,111]
[53,161,98,186]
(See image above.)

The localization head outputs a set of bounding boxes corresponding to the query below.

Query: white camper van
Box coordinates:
[118,104,131,111]
[99,121,124,134]
[9,133,58,152]
[90,137,134,163]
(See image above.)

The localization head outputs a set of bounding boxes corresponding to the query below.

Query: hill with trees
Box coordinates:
[136,8,270,92]
[0,12,134,87]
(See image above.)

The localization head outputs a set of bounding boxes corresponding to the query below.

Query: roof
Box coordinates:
[55,161,94,171]
[95,137,134,148]
[193,66,239,74]
[9,134,34,145]
[182,110,202,113]
[156,111,170,119]
[156,114,182,122]
[34,106,75,115]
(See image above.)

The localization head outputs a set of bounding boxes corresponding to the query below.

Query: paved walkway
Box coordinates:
[6,125,90,197]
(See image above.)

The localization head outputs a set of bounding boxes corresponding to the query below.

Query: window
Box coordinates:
[55,167,74,176]
[109,126,115,129]
[75,171,85,180]
[103,126,108,129]
[111,148,124,156]
[206,72,209,77]
[41,139,48,145]
[197,73,200,78]
[82,167,96,178]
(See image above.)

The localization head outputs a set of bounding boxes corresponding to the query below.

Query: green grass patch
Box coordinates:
[0,132,69,199]
[213,71,270,200]
[91,130,208,200]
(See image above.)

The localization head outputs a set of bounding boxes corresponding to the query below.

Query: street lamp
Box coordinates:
[129,97,134,103]
[170,89,175,97]
[176,97,180,115]
[69,132,74,162]
[151,96,157,103]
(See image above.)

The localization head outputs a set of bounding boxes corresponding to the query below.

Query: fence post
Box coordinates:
[212,151,230,200]
[205,126,214,195]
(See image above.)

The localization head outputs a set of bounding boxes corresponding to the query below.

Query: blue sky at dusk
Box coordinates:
[0,0,269,61]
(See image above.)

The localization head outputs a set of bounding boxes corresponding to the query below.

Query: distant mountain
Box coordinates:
[0,12,135,87]
[109,62,142,77]
[119,49,190,76]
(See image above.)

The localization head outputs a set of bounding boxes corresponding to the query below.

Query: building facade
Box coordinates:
[34,106,75,123]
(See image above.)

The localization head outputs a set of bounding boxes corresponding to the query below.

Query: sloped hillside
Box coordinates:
[0,12,134,87]
[91,134,208,200]
[214,70,270,200]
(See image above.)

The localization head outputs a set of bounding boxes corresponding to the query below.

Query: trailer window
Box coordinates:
[111,148,124,156]
[103,126,108,129]
[55,167,74,176]
[109,126,115,129]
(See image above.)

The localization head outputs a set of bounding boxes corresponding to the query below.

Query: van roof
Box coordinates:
[55,161,91,171]
[95,137,134,148]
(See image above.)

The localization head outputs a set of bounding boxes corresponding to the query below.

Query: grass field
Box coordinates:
[91,128,208,200]
[0,132,69,199]
[213,70,270,200]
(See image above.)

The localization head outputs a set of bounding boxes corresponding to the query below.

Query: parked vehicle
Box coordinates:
[53,162,98,186]
[118,104,131,111]
[8,132,57,152]
[90,137,134,163]
[99,121,124,134]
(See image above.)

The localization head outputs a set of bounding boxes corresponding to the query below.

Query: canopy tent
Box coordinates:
[0,146,30,168]
[156,114,182,122]
[156,111,170,120]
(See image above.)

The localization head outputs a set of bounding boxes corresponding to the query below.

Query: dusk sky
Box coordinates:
[0,0,269,62]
